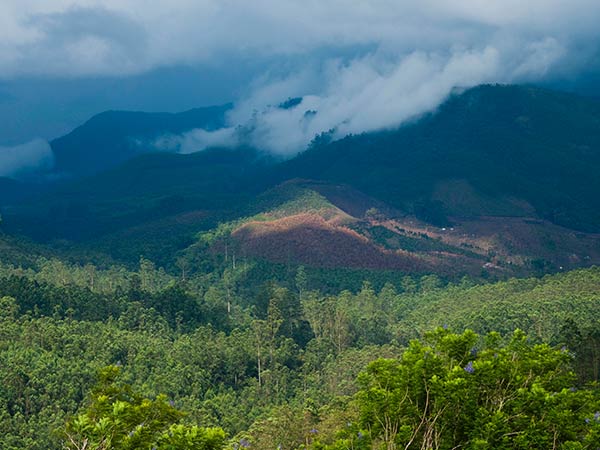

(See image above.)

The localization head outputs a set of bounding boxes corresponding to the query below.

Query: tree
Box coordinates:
[62,365,226,450]
[295,265,308,301]
[322,329,600,450]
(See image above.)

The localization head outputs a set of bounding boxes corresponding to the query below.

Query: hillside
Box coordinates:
[181,179,600,279]
[5,147,276,242]
[278,84,600,231]
[2,84,600,278]
[1,86,600,449]
[0,177,27,203]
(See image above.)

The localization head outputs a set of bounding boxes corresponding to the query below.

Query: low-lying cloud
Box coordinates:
[168,41,570,155]
[153,128,240,154]
[228,48,502,154]
[0,139,53,177]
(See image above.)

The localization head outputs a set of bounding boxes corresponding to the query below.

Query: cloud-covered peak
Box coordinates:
[172,43,569,155]
[1,0,600,164]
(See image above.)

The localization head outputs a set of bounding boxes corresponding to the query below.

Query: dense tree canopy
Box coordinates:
[0,260,598,449]
[346,329,600,449]
[63,365,226,450]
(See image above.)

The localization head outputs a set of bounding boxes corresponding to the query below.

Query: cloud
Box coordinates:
[0,139,53,177]
[1,1,600,156]
[175,42,560,155]
[0,6,148,77]
[0,1,598,79]
[153,128,240,154]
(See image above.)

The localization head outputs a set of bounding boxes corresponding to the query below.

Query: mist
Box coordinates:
[171,41,568,155]
[0,139,53,177]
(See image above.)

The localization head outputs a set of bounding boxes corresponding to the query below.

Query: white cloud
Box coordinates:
[0,139,53,176]
[0,1,598,78]
[176,44,551,155]
[154,127,239,154]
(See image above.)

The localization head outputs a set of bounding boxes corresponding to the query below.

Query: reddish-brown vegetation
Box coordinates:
[209,180,600,275]
[232,213,432,271]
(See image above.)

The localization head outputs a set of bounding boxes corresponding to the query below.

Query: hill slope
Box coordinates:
[277,84,600,231]
[6,146,275,241]
[181,179,600,278]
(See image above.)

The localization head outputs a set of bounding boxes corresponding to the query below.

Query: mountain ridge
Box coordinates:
[3,84,600,278]
[50,103,233,176]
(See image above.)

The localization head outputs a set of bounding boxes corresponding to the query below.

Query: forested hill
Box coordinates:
[277,84,600,231]
[0,84,600,449]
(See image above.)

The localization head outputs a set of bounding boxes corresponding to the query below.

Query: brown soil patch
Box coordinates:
[232,213,431,271]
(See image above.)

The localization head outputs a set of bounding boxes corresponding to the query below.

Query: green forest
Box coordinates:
[1,0,600,446]
[0,254,599,449]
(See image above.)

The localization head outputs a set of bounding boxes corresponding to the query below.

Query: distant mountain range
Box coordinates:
[51,104,232,176]
[2,84,600,278]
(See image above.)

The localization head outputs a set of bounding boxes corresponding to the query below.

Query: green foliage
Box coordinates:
[63,365,225,450]
[318,329,600,449]
[395,267,600,344]
[0,260,599,449]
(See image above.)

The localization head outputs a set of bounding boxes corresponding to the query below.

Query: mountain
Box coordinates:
[3,84,600,279]
[50,103,232,176]
[278,84,600,231]
[175,178,600,279]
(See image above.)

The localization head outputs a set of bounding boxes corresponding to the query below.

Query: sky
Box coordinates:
[1,0,600,172]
